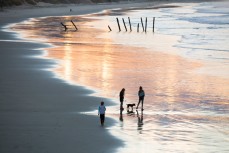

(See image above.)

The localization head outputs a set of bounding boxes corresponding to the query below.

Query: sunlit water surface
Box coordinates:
[9,1,229,153]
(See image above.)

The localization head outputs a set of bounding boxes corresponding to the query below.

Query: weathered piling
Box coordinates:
[108,25,112,32]
[153,17,155,33]
[116,18,121,31]
[137,23,139,32]
[145,17,147,33]
[122,18,127,32]
[128,17,132,31]
[71,20,78,31]
[60,22,67,31]
[141,17,144,32]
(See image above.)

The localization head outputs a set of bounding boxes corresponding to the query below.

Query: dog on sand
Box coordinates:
[126,103,135,112]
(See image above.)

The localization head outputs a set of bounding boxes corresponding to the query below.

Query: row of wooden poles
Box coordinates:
[60,20,78,31]
[60,17,155,32]
[108,17,155,32]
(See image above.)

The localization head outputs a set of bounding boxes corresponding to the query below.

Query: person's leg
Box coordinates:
[136,98,141,109]
[120,97,124,110]
[120,101,123,110]
[101,114,105,125]
[141,99,144,110]
[100,115,102,125]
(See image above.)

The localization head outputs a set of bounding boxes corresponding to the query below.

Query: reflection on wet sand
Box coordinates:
[119,109,144,133]
[119,109,123,122]
[11,16,229,103]
[11,13,229,153]
[136,110,143,133]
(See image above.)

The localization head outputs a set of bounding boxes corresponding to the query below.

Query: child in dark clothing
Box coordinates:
[98,101,106,126]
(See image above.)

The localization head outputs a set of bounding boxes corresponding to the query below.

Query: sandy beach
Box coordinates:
[0,1,174,153]
[1,1,229,153]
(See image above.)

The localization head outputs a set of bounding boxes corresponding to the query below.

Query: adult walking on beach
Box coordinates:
[98,101,106,126]
[136,86,145,110]
[119,88,125,110]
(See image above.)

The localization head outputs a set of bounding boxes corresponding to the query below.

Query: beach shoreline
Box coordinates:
[0,1,173,153]
[1,1,228,153]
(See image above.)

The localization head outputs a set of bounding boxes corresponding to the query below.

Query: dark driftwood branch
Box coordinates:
[153,17,155,33]
[141,17,144,32]
[137,23,139,32]
[105,17,155,33]
[60,22,68,31]
[71,20,78,31]
[128,17,132,31]
[145,17,147,33]
[108,25,112,32]
[116,18,121,32]
[122,18,127,32]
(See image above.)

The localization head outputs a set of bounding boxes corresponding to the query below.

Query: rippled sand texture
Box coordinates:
[11,4,229,153]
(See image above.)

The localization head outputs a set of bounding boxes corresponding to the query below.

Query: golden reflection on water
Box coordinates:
[11,14,229,153]
[61,32,74,82]
[10,12,229,101]
[24,15,228,108]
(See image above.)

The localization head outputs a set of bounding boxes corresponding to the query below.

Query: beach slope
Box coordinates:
[0,3,134,153]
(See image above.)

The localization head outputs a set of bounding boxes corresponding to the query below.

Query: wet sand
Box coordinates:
[0,2,188,153]
[1,1,229,153]
[0,2,165,153]
[11,13,228,103]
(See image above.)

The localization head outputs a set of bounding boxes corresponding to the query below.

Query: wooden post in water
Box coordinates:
[116,18,121,32]
[145,17,147,33]
[122,18,127,32]
[71,20,78,31]
[60,22,67,31]
[128,17,132,31]
[108,25,112,32]
[153,17,155,33]
[137,23,139,32]
[141,17,144,32]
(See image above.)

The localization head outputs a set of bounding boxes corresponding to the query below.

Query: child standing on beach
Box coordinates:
[98,101,106,126]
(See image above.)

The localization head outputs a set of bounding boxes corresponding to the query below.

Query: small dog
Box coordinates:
[126,103,135,112]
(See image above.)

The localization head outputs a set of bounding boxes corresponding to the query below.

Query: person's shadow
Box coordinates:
[136,110,144,132]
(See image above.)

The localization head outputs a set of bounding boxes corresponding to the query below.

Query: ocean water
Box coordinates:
[90,2,229,153]
[94,2,229,78]
[8,1,229,153]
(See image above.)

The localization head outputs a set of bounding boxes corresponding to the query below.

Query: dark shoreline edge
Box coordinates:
[0,4,130,153]
[0,39,123,153]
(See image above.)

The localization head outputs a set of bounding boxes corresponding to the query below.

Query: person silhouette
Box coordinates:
[119,88,125,110]
[136,86,145,110]
[98,101,106,126]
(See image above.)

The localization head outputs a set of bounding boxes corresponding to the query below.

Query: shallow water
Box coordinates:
[9,1,229,153]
